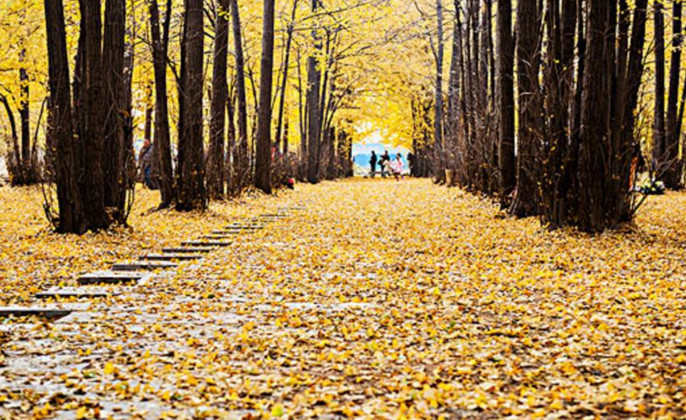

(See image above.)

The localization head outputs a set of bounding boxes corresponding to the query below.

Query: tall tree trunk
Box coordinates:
[208,0,230,199]
[306,0,322,183]
[653,1,666,175]
[434,0,445,183]
[496,0,515,205]
[446,2,460,173]
[255,0,275,193]
[509,0,541,217]
[149,0,174,207]
[102,0,127,223]
[77,0,108,230]
[0,94,22,184]
[19,56,31,183]
[276,0,299,153]
[230,0,249,188]
[665,0,683,188]
[577,0,617,232]
[176,0,206,211]
[44,0,82,233]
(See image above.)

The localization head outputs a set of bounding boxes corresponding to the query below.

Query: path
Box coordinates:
[2,179,686,418]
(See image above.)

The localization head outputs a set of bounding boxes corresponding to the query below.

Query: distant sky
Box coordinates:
[352,142,409,157]
[351,130,409,157]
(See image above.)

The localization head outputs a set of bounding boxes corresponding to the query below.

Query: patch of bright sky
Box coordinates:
[352,128,409,156]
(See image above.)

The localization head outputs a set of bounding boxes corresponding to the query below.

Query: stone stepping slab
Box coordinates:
[162,247,213,254]
[35,287,113,299]
[0,307,72,319]
[182,240,232,247]
[111,261,177,272]
[203,234,241,240]
[78,271,150,285]
[139,254,203,261]
[224,224,264,230]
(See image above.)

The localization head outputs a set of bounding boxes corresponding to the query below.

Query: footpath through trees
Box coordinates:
[1,179,686,418]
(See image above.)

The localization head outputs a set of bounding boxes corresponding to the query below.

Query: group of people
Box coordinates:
[369,150,405,180]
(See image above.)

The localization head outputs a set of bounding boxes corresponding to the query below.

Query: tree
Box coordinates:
[175,0,206,211]
[44,0,80,232]
[664,0,683,189]
[102,0,131,224]
[230,0,249,190]
[44,0,129,232]
[509,0,541,217]
[275,0,299,155]
[306,0,322,184]
[653,1,667,179]
[148,0,174,208]
[433,0,445,184]
[208,0,230,199]
[495,0,515,205]
[254,0,276,193]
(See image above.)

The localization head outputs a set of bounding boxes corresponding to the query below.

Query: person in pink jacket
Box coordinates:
[390,154,403,180]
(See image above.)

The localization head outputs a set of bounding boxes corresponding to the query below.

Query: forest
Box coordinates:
[0,0,682,233]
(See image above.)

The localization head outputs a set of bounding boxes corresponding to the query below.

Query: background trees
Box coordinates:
[4,0,686,233]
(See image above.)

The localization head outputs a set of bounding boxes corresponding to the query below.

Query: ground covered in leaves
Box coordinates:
[1,179,685,419]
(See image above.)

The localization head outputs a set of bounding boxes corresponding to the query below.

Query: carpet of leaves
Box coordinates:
[1,179,685,419]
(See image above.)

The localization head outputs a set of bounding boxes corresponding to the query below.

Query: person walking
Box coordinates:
[369,150,378,178]
[138,139,155,189]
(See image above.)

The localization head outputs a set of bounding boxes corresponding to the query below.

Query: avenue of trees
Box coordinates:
[35,0,362,233]
[413,0,686,232]
[1,0,685,233]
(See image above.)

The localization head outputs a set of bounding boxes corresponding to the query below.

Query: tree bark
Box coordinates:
[255,0,276,193]
[44,0,82,232]
[176,0,206,211]
[509,0,541,217]
[275,0,299,154]
[496,0,515,205]
[433,0,445,183]
[230,0,249,188]
[208,0,230,199]
[77,0,108,230]
[577,0,617,232]
[19,57,31,183]
[306,0,322,183]
[102,0,128,223]
[653,2,666,174]
[148,0,174,207]
[665,0,683,188]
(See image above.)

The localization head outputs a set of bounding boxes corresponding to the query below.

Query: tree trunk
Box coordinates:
[0,94,22,184]
[44,0,82,233]
[102,0,127,223]
[176,0,206,211]
[149,0,174,207]
[255,0,275,193]
[230,0,249,189]
[306,0,322,184]
[208,0,230,199]
[276,0,299,153]
[19,58,32,184]
[496,0,515,205]
[653,2,666,175]
[509,0,541,217]
[433,0,445,184]
[665,0,683,188]
[577,0,617,232]
[77,0,108,230]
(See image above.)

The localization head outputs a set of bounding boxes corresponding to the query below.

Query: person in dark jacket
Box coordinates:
[138,139,155,189]
[379,150,391,178]
[370,151,378,177]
